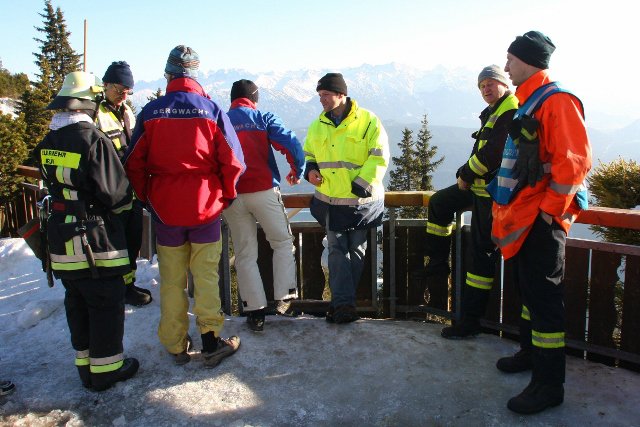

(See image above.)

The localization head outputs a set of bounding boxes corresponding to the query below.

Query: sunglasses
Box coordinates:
[109,84,133,96]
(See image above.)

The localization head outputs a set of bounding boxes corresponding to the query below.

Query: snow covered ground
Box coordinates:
[1,237,639,426]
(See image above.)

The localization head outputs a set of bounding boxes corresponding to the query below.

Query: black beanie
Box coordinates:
[316,73,348,95]
[230,79,259,103]
[102,61,134,88]
[507,31,556,69]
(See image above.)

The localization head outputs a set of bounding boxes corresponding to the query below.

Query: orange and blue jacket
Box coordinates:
[491,70,592,259]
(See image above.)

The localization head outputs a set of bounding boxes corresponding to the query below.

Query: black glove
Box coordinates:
[511,115,544,188]
[351,181,371,198]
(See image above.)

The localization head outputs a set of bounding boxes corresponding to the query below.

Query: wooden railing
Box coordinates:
[5,166,640,370]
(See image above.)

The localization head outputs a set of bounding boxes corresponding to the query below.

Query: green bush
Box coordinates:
[587,158,640,245]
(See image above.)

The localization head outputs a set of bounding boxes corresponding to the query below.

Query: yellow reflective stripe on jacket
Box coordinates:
[469,155,489,176]
[313,190,381,205]
[470,94,518,197]
[521,305,530,321]
[466,272,493,290]
[550,181,582,195]
[51,248,130,271]
[492,224,530,248]
[532,330,565,348]
[90,354,124,373]
[95,102,135,152]
[317,161,361,170]
[111,200,133,214]
[426,221,452,237]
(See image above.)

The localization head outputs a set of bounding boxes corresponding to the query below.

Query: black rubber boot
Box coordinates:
[507,381,564,414]
[125,284,152,306]
[77,365,92,389]
[91,358,140,392]
[496,348,533,373]
[441,317,481,339]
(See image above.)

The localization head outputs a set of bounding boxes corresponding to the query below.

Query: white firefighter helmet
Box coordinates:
[46,71,104,110]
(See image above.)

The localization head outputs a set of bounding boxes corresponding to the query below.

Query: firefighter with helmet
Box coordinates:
[33,71,140,391]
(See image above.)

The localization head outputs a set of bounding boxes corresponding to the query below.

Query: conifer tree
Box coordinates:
[126,99,137,115]
[33,0,81,92]
[414,114,444,192]
[388,128,417,218]
[19,0,81,153]
[0,113,28,206]
[0,65,29,99]
[388,128,416,191]
[147,88,164,102]
[409,114,444,218]
[19,58,55,158]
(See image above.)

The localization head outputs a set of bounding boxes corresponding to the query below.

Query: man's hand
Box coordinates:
[511,115,544,188]
[308,169,323,186]
[457,176,470,191]
[286,169,300,186]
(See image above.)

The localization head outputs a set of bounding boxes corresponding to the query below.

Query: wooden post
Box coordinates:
[83,20,87,71]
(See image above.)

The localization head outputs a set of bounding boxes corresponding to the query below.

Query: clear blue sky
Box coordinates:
[0,0,638,117]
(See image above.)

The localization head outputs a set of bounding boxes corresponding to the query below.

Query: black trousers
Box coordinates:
[510,215,566,384]
[425,184,498,318]
[62,275,126,360]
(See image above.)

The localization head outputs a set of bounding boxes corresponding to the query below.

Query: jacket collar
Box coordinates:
[166,77,210,99]
[321,97,357,125]
[479,90,513,121]
[515,69,552,105]
[230,98,257,110]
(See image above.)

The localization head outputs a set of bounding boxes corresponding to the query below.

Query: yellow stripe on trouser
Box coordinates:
[521,305,530,321]
[91,359,124,373]
[426,221,453,237]
[532,330,565,349]
[466,273,493,290]
[157,241,225,355]
[75,349,90,367]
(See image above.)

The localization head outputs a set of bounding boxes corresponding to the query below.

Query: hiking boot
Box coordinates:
[0,380,15,396]
[91,357,140,392]
[125,284,152,306]
[275,299,296,317]
[174,334,193,365]
[76,365,92,389]
[246,309,265,332]
[174,351,191,366]
[202,336,240,368]
[496,349,533,373]
[333,305,360,324]
[441,318,481,339]
[507,381,564,414]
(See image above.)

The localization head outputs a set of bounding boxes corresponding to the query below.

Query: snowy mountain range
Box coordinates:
[3,63,637,191]
[128,63,640,191]
[130,63,486,130]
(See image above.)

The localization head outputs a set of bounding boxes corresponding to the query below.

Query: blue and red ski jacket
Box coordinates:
[227,98,304,194]
[124,77,245,226]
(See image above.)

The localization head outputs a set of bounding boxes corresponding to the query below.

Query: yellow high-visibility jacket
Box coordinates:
[95,101,135,159]
[303,99,389,231]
